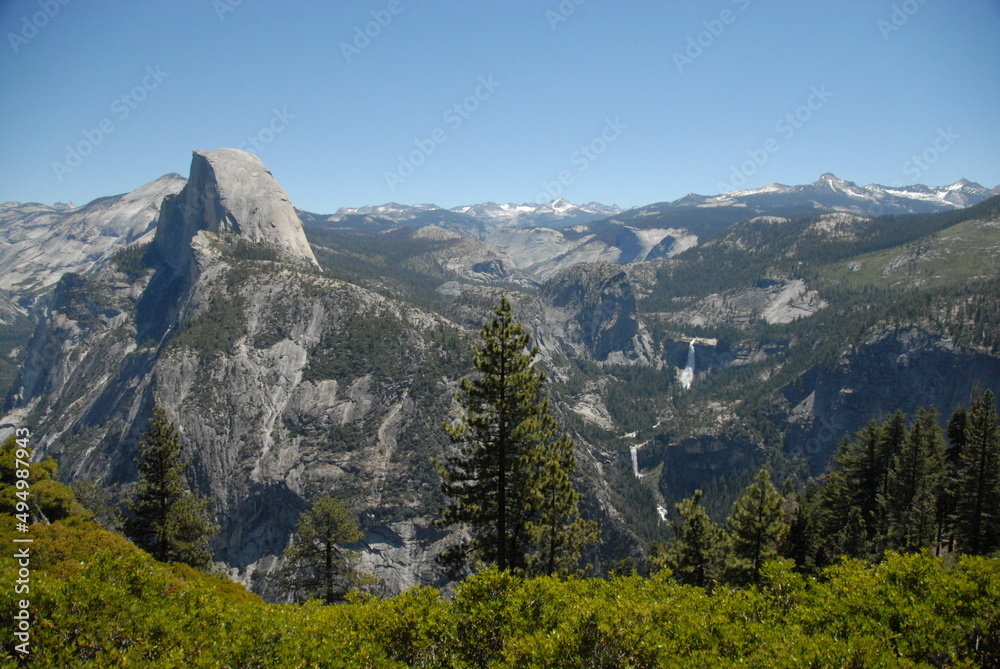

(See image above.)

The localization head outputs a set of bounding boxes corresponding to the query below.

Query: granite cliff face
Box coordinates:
[768,328,1000,469]
[153,149,318,275]
[529,263,654,366]
[3,151,462,595]
[3,149,643,596]
[0,174,184,295]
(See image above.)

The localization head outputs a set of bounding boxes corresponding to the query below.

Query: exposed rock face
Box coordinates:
[395,226,537,288]
[485,225,696,280]
[0,174,184,294]
[768,328,1000,468]
[664,278,827,329]
[529,263,654,365]
[153,149,318,274]
[658,433,761,505]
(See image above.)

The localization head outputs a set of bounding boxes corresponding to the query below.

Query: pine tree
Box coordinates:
[281,495,374,604]
[815,414,909,562]
[779,481,821,574]
[855,419,888,528]
[124,407,217,568]
[522,428,599,577]
[884,407,945,552]
[815,431,875,562]
[938,406,968,551]
[724,467,788,584]
[955,390,1000,555]
[437,297,597,573]
[871,410,908,541]
[657,490,721,588]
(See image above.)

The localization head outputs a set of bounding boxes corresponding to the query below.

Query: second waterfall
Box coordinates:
[678,339,695,389]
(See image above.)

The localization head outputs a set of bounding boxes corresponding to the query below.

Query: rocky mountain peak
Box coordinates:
[152,149,318,274]
[532,262,653,364]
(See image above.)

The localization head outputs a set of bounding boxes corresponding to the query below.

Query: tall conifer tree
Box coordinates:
[438,297,596,574]
[955,390,1000,554]
[658,490,721,588]
[938,406,968,550]
[281,495,374,604]
[816,430,876,561]
[523,428,599,577]
[124,407,217,568]
[884,408,945,552]
[872,410,908,541]
[724,467,788,583]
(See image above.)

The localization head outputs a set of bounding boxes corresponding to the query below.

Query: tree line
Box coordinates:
[655,390,1000,588]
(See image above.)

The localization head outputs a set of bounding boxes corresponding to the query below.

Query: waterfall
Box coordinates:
[678,339,696,389]
[630,445,642,479]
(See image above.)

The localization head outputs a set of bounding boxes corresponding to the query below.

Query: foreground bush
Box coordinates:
[1,517,998,667]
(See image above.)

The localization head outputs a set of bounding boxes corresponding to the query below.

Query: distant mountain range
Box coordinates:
[2,172,996,298]
[329,199,622,231]
[291,174,1000,281]
[297,174,999,238]
[667,173,998,216]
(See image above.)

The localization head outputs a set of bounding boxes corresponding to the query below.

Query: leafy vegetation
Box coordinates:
[0,435,92,524]
[2,504,998,667]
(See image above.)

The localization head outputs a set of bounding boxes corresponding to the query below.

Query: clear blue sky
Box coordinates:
[2,0,998,212]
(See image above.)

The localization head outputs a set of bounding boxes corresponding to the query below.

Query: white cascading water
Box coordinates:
[630,444,642,479]
[678,339,696,389]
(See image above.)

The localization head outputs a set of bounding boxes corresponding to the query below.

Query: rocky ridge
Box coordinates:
[0,174,184,294]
